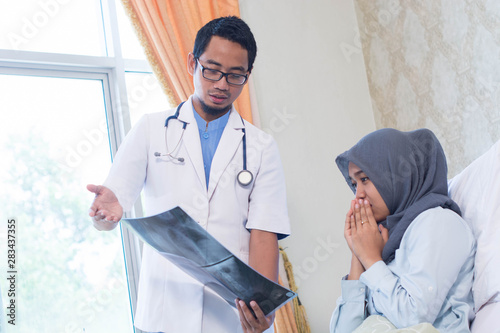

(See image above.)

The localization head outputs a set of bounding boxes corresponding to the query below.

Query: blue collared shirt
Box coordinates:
[193,108,230,189]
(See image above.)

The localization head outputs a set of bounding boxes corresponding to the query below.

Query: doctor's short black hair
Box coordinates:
[193,16,257,73]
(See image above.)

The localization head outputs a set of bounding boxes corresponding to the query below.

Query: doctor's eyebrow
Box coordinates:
[204,59,247,72]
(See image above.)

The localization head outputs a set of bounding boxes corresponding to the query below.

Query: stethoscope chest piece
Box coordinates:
[237,169,253,186]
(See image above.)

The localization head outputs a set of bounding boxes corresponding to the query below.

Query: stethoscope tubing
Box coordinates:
[157,101,253,186]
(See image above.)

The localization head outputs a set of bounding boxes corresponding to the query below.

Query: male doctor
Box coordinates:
[87,16,290,333]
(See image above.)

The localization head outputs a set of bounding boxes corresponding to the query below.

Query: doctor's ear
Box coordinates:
[187,53,196,76]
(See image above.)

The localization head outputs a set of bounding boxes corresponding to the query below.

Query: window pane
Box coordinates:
[0,1,106,56]
[125,72,171,125]
[115,2,147,60]
[0,74,133,332]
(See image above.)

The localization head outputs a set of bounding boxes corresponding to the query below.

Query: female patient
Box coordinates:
[330,128,475,332]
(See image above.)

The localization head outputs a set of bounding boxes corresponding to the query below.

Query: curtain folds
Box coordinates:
[121,0,253,122]
[279,247,311,333]
[275,275,300,333]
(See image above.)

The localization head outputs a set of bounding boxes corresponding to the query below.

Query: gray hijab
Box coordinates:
[336,128,461,264]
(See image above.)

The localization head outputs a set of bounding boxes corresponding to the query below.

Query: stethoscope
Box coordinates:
[154,101,254,186]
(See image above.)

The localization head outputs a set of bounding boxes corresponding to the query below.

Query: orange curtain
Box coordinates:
[121,0,253,122]
[274,275,300,333]
[279,247,311,333]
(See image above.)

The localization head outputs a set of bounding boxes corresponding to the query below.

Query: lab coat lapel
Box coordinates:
[207,108,244,199]
[177,98,207,190]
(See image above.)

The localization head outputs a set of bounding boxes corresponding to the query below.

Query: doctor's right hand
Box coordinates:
[236,299,274,333]
[87,184,123,231]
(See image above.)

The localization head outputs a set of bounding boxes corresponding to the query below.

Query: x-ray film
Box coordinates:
[122,207,296,316]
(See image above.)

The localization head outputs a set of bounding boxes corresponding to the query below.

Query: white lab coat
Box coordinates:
[103,96,290,332]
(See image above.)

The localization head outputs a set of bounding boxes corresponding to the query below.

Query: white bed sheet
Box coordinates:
[470,302,500,333]
[448,140,500,312]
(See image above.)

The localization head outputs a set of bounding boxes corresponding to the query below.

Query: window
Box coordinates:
[0,1,172,332]
[0,72,133,332]
[125,72,170,126]
[0,1,106,56]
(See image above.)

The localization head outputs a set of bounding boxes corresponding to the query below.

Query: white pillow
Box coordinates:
[448,140,500,312]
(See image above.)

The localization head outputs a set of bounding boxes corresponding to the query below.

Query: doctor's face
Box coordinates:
[348,162,390,222]
[188,36,249,120]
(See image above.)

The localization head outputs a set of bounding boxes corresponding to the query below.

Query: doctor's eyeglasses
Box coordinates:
[196,59,248,86]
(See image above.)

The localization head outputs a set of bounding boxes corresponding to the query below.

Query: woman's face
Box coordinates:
[348,162,390,222]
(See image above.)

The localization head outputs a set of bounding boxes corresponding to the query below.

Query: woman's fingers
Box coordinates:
[345,201,358,254]
[346,200,356,233]
[358,200,368,226]
[362,200,376,226]
[350,210,357,233]
[354,201,363,228]
[379,224,389,244]
[345,208,353,230]
[345,212,353,240]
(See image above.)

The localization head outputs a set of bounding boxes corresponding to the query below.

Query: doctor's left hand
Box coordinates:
[236,299,274,333]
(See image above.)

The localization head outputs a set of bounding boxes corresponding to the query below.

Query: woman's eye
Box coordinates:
[360,177,369,183]
[351,182,357,189]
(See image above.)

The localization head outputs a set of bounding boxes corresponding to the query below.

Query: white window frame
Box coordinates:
[0,0,149,331]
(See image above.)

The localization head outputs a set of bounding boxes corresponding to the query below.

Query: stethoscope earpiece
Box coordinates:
[155,101,254,187]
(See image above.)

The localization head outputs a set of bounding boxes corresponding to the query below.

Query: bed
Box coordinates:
[448,139,500,332]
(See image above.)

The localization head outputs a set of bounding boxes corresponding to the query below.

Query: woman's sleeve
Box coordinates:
[330,278,367,333]
[359,208,474,328]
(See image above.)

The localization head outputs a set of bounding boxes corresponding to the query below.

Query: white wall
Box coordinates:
[239,1,375,331]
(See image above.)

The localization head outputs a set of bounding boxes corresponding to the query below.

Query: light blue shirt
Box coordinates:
[330,207,476,333]
[193,108,230,189]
